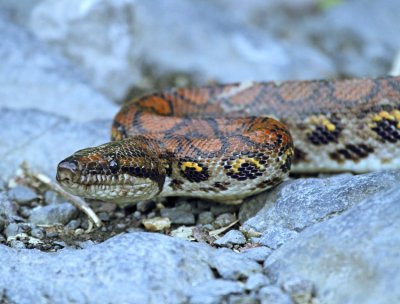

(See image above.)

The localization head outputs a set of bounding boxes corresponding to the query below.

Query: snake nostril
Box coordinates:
[57,160,78,182]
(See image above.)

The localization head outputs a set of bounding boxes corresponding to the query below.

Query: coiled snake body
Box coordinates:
[57,76,400,205]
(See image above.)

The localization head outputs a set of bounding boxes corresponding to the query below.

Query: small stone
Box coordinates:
[46,231,59,238]
[80,218,89,230]
[259,227,298,249]
[19,206,32,218]
[132,211,142,220]
[116,223,127,230]
[8,186,37,204]
[241,247,272,262]
[228,294,259,304]
[213,213,237,228]
[136,200,156,213]
[245,273,271,291]
[170,226,195,240]
[258,286,292,304]
[65,219,81,230]
[214,230,246,247]
[29,202,78,225]
[30,228,45,239]
[43,191,63,205]
[198,211,214,225]
[74,228,84,236]
[142,217,171,231]
[8,239,26,249]
[210,204,238,216]
[160,205,195,225]
[190,279,244,304]
[4,223,24,238]
[282,277,314,304]
[98,212,110,221]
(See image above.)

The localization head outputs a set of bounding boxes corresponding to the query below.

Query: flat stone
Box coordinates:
[160,205,195,225]
[264,186,400,304]
[189,279,244,304]
[214,230,246,247]
[198,211,214,225]
[8,186,38,204]
[213,213,237,229]
[29,202,78,225]
[242,171,400,237]
[258,286,292,304]
[0,232,262,303]
[245,273,271,291]
[142,217,171,231]
[281,277,314,304]
[240,247,272,262]
[258,227,298,249]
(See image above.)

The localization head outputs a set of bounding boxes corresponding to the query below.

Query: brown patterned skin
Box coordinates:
[57,76,400,206]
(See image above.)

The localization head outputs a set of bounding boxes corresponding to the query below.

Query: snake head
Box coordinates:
[56,137,166,206]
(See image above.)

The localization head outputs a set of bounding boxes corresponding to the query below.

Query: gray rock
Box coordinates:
[258,286,292,304]
[258,227,298,249]
[209,248,261,280]
[245,273,271,291]
[264,186,400,304]
[214,230,246,247]
[8,239,26,249]
[30,228,45,239]
[242,171,400,237]
[160,204,195,225]
[0,232,261,303]
[65,219,81,230]
[8,186,37,204]
[0,16,117,121]
[198,211,214,225]
[189,279,244,304]
[29,202,77,225]
[210,204,239,216]
[30,0,334,101]
[213,213,237,228]
[0,109,110,181]
[227,294,259,304]
[281,277,314,304]
[241,247,272,262]
[0,192,17,221]
[43,191,64,205]
[4,223,24,238]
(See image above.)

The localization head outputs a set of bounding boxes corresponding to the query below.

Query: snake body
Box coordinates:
[57,76,400,205]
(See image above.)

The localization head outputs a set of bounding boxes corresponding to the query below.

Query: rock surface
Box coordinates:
[264,187,400,304]
[0,232,264,303]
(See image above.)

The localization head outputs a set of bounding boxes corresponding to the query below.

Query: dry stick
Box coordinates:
[21,162,102,229]
[209,219,240,237]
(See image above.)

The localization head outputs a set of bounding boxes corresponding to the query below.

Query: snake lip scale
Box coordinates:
[57,76,400,206]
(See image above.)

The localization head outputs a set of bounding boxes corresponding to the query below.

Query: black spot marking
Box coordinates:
[329,143,375,163]
[179,159,209,183]
[371,118,400,143]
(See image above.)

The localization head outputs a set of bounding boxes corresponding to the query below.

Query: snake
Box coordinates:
[56,76,400,206]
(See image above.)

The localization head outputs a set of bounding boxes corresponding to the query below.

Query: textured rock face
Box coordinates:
[0,15,118,121]
[0,232,261,303]
[264,187,400,304]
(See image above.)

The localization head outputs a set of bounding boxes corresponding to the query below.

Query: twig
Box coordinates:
[21,162,102,229]
[209,219,239,237]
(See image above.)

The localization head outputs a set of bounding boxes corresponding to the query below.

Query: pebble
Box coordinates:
[98,212,110,222]
[245,273,271,291]
[282,277,314,304]
[116,223,127,230]
[8,185,37,205]
[214,230,246,247]
[43,191,63,205]
[46,231,59,238]
[259,227,298,249]
[227,294,259,304]
[142,217,171,231]
[170,226,194,241]
[258,286,292,304]
[4,223,24,238]
[189,279,244,304]
[65,219,81,230]
[29,203,78,225]
[198,211,214,225]
[160,205,195,225]
[8,239,26,249]
[241,246,272,262]
[213,213,237,228]
[132,211,142,220]
[30,228,45,239]
[19,206,32,218]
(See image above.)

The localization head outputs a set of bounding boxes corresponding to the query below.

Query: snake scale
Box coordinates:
[57,76,400,206]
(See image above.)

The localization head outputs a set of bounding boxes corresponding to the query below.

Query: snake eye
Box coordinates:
[109,159,119,174]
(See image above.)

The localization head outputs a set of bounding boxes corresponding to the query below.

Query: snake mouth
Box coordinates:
[56,160,160,203]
